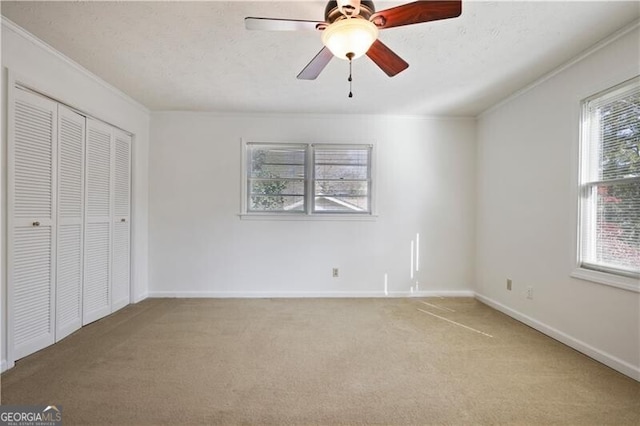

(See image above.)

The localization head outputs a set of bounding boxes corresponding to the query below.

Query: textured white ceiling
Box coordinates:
[2,1,639,116]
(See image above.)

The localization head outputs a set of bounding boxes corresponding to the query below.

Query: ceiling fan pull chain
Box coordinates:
[347,52,354,98]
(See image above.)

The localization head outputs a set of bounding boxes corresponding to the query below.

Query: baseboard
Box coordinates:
[148,290,476,298]
[415,290,476,298]
[134,292,149,303]
[475,293,640,382]
[1,359,6,373]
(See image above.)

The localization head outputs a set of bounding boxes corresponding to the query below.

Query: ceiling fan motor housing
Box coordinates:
[325,0,376,23]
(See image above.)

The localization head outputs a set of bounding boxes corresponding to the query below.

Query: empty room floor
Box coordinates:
[2,298,639,425]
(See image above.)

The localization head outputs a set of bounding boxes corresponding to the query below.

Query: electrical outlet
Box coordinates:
[507,279,512,291]
[526,286,533,299]
[332,268,339,278]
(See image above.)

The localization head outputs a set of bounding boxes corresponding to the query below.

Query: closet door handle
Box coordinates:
[32,221,40,227]
[120,218,126,222]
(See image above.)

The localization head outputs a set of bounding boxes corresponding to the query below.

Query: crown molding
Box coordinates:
[151,110,476,121]
[478,19,640,119]
[1,17,150,115]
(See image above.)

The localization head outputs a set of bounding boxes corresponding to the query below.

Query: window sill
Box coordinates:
[239,213,378,222]
[571,267,640,293]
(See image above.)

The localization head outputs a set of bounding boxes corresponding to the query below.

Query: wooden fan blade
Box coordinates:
[245,17,325,31]
[370,1,462,29]
[297,47,334,80]
[366,39,409,77]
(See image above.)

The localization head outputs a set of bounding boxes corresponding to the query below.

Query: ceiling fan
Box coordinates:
[245,0,462,82]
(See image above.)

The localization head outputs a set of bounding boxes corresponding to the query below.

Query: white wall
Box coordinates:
[476,25,640,379]
[149,113,476,297]
[1,19,150,371]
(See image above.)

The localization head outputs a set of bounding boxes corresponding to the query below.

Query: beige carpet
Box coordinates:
[1,298,639,425]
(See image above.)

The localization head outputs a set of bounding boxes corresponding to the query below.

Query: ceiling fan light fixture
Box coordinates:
[321,18,379,60]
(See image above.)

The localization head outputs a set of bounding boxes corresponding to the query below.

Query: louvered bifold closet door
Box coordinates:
[8,88,57,360]
[112,131,131,311]
[56,106,86,340]
[83,119,113,325]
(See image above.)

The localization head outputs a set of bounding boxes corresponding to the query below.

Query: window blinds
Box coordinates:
[246,144,307,212]
[580,77,640,276]
[313,147,371,213]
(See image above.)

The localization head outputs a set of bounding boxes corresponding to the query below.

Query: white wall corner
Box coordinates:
[134,293,149,303]
[477,19,640,119]
[1,359,7,373]
[1,17,149,115]
[475,293,640,382]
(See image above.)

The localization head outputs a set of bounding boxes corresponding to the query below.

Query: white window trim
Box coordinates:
[570,268,639,293]
[573,76,640,293]
[239,139,378,221]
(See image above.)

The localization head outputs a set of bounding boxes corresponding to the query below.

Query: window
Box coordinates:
[313,146,371,213]
[246,144,307,212]
[243,142,374,217]
[575,76,640,291]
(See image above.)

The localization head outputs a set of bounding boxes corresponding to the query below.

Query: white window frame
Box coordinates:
[572,76,640,293]
[240,140,377,220]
